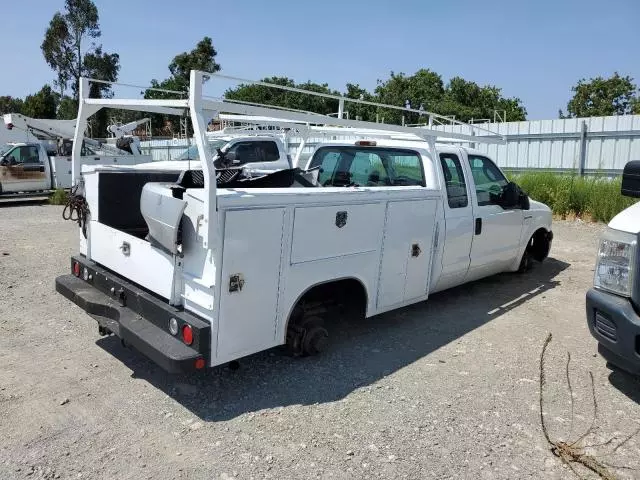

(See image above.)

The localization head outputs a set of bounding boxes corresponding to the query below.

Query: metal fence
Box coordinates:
[433,115,640,175]
[139,114,640,175]
[139,138,193,161]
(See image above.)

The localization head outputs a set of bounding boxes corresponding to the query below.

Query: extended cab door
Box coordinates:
[0,145,48,193]
[432,150,474,292]
[464,153,523,281]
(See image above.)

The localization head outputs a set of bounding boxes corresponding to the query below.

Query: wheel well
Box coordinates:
[286,278,368,330]
[528,228,552,262]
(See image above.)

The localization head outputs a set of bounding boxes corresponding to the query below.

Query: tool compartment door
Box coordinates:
[377,199,438,309]
[217,207,285,360]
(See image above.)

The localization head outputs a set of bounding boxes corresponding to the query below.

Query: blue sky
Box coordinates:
[1,0,639,120]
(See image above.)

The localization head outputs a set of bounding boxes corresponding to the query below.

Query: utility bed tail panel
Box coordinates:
[89,221,177,301]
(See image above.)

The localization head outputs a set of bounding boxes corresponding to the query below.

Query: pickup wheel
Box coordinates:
[517,249,533,273]
[286,310,329,357]
[517,229,552,273]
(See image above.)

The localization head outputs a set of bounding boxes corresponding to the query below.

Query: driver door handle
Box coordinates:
[475,218,482,235]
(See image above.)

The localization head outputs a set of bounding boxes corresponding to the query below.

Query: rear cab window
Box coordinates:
[309,146,425,187]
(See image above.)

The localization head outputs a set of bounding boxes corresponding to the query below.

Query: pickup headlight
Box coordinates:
[594,228,637,297]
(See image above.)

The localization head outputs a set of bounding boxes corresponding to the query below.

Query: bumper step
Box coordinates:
[56,273,205,373]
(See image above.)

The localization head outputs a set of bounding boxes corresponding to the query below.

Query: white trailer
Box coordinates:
[55,71,553,373]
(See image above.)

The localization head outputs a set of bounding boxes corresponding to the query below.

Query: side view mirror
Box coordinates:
[621,160,640,198]
[501,182,530,210]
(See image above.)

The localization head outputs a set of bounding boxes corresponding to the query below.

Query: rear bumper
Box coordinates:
[55,256,210,374]
[586,288,640,376]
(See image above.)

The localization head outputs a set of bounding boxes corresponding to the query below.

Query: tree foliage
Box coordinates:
[41,0,119,100]
[561,72,640,118]
[225,77,340,115]
[144,37,221,135]
[224,68,527,125]
[22,85,58,119]
[56,97,78,120]
[0,96,24,115]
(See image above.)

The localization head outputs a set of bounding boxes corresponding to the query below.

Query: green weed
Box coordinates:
[507,172,636,223]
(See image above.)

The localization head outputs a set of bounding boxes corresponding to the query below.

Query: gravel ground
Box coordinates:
[0,204,639,480]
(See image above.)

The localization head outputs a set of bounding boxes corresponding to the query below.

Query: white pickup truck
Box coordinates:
[586,160,640,376]
[173,134,293,175]
[55,71,553,373]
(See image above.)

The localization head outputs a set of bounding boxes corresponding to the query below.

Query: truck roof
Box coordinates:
[306,139,486,156]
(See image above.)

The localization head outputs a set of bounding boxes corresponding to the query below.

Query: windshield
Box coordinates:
[0,144,13,158]
[177,140,228,161]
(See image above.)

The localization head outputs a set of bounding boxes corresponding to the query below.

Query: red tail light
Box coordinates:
[194,358,205,369]
[72,261,81,277]
[182,325,193,345]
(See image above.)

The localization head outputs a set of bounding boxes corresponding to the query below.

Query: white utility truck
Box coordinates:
[55,72,553,373]
[586,160,640,376]
[174,133,293,176]
[0,114,149,195]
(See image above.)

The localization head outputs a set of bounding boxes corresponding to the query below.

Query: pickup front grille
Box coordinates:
[595,312,617,342]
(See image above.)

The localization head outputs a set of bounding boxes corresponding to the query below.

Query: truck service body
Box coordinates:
[55,71,553,373]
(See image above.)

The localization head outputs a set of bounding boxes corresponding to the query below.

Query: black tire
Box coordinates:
[286,311,329,357]
[517,249,533,273]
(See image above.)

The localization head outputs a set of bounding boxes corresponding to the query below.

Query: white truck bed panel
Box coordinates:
[290,203,386,264]
[89,222,176,300]
[377,199,438,309]
[216,208,286,361]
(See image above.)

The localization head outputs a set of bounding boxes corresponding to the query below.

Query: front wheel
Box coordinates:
[517,248,533,273]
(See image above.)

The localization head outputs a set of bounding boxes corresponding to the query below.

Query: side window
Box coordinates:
[2,146,27,165]
[25,146,41,164]
[228,142,257,165]
[468,155,508,206]
[258,141,280,162]
[228,141,281,164]
[439,153,468,208]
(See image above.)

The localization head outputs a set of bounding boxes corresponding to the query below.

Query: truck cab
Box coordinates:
[175,135,292,175]
[0,142,51,193]
[586,160,640,376]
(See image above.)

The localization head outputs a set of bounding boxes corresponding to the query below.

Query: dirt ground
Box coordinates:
[0,203,638,480]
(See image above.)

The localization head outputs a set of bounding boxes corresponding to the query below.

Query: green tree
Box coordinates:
[0,96,24,115]
[374,69,445,124]
[41,0,119,100]
[225,77,340,116]
[22,85,58,119]
[343,83,376,121]
[144,37,221,135]
[57,97,78,120]
[439,77,527,122]
[561,73,640,118]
